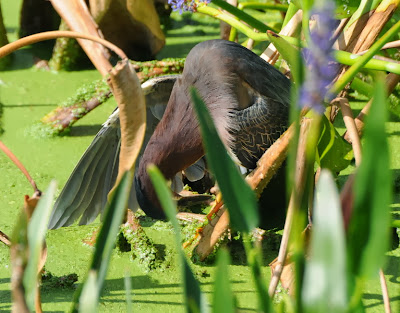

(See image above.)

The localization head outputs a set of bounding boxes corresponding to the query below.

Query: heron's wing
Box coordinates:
[48,75,180,229]
[230,96,288,169]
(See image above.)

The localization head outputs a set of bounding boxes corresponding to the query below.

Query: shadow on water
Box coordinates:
[68,125,103,137]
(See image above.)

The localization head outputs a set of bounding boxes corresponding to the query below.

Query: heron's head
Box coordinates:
[134,171,166,220]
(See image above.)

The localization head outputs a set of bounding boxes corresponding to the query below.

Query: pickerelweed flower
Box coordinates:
[298,1,339,114]
[168,0,211,14]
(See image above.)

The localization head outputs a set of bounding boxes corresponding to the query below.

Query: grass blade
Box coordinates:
[190,88,259,233]
[347,78,392,279]
[148,165,209,313]
[23,180,57,311]
[213,249,235,313]
[72,171,131,312]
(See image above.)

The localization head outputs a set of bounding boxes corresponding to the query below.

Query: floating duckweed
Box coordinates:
[120,224,166,272]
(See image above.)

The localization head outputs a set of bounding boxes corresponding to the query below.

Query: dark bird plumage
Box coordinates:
[135,40,290,219]
[49,39,291,228]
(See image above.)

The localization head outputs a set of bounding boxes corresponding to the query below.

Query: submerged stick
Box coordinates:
[40,58,184,135]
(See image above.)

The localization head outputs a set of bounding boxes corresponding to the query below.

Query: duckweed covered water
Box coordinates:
[0,2,399,312]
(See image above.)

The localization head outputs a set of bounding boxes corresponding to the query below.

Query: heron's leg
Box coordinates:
[205,192,224,221]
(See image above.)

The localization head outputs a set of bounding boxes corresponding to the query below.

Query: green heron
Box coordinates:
[49,39,290,228]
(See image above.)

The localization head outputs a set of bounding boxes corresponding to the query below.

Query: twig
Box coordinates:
[194,207,230,260]
[357,39,400,55]
[334,97,362,166]
[176,212,207,223]
[268,118,313,296]
[343,73,400,142]
[338,92,392,313]
[260,10,302,65]
[193,124,295,259]
[0,30,127,60]
[379,269,392,313]
[0,230,11,246]
[0,140,40,194]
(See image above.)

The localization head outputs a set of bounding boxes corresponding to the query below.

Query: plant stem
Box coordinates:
[0,30,127,60]
[330,19,400,95]
[238,2,289,12]
[334,98,362,166]
[197,5,270,41]
[211,0,278,32]
[0,141,40,194]
[379,269,392,313]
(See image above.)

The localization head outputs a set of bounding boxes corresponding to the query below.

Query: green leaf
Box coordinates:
[213,249,235,313]
[72,171,131,313]
[190,88,259,233]
[148,165,209,313]
[124,273,133,313]
[79,271,98,313]
[345,0,380,30]
[316,115,353,172]
[23,180,57,311]
[347,79,392,279]
[301,170,348,313]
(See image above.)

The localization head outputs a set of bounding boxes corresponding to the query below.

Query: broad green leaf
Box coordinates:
[316,115,353,172]
[72,171,131,313]
[148,165,209,313]
[347,79,392,279]
[301,170,348,313]
[213,249,235,313]
[24,180,57,311]
[190,88,259,233]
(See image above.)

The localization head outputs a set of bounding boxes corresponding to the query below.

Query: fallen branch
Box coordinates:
[120,210,163,271]
[193,123,295,260]
[39,58,184,135]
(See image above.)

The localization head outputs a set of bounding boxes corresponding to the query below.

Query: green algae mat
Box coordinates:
[1,1,399,312]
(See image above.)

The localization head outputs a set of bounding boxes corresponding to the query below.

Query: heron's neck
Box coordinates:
[138,131,204,182]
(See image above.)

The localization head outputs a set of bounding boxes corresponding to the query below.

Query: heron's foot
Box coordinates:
[205,192,224,222]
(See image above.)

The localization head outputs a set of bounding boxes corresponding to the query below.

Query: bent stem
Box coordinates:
[0,30,127,60]
[380,269,392,313]
[196,5,270,41]
[0,141,40,194]
[334,98,362,166]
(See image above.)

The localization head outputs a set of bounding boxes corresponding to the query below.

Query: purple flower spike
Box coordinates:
[298,1,339,114]
[168,0,211,14]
